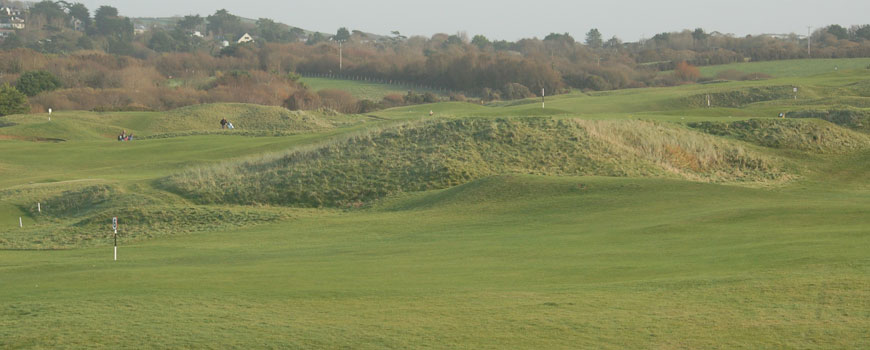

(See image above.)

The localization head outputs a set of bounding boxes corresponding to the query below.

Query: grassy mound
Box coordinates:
[162,118,787,208]
[0,182,287,249]
[785,108,870,132]
[683,86,796,108]
[688,119,870,153]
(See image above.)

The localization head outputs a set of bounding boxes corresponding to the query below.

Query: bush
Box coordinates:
[15,71,62,96]
[317,89,359,113]
[500,83,535,100]
[357,99,382,113]
[674,61,700,82]
[284,89,321,110]
[381,94,405,108]
[0,83,29,116]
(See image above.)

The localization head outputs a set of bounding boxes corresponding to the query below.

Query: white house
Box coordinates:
[237,33,254,44]
[1,7,23,17]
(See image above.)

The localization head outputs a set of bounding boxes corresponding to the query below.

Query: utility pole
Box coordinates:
[807,26,812,57]
[339,41,343,71]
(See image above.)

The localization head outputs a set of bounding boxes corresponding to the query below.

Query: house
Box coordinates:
[0,18,24,30]
[192,31,204,38]
[1,6,24,17]
[134,25,147,35]
[237,33,254,44]
[70,17,84,32]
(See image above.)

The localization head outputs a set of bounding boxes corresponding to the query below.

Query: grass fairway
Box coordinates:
[1,60,870,349]
[2,175,869,348]
[300,77,444,100]
[699,58,870,78]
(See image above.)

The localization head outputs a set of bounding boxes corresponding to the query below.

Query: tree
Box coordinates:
[585,28,602,48]
[0,83,29,116]
[544,32,574,44]
[603,36,622,49]
[257,18,284,42]
[148,30,178,52]
[94,5,118,30]
[30,0,67,23]
[94,5,132,41]
[471,34,491,49]
[692,28,708,47]
[855,25,870,41]
[826,24,848,40]
[177,15,204,32]
[67,3,90,27]
[15,71,62,97]
[334,27,350,42]
[306,32,327,45]
[206,9,241,38]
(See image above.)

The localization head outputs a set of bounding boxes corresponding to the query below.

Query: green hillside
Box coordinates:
[1,59,869,349]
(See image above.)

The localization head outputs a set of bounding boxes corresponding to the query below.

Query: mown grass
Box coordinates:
[2,174,869,348]
[2,58,870,348]
[699,58,870,78]
[300,77,444,100]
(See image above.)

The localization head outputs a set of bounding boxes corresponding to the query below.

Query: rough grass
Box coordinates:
[786,108,870,132]
[683,86,798,108]
[162,117,787,208]
[688,119,870,153]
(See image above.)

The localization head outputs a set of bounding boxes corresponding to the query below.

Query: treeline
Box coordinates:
[0,48,450,113]
[2,1,870,113]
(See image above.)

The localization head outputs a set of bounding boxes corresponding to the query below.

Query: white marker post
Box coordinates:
[112,217,118,261]
[794,87,798,100]
[542,88,545,109]
[48,108,52,121]
[19,217,23,228]
[38,202,41,213]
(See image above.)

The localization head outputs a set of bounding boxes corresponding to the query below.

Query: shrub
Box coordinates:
[381,94,405,108]
[15,71,62,96]
[0,83,29,116]
[674,61,700,82]
[284,89,321,110]
[357,99,382,113]
[317,89,359,113]
[500,83,535,100]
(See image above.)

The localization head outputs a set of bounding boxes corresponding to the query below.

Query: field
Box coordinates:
[698,57,870,78]
[299,77,446,100]
[1,59,869,349]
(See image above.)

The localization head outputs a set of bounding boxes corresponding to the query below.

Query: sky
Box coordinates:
[71,0,870,42]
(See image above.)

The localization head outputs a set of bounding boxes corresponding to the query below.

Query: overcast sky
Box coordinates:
[72,0,870,41]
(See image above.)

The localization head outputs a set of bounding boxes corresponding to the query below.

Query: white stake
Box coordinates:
[19,217,23,228]
[113,217,118,261]
[38,202,41,213]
